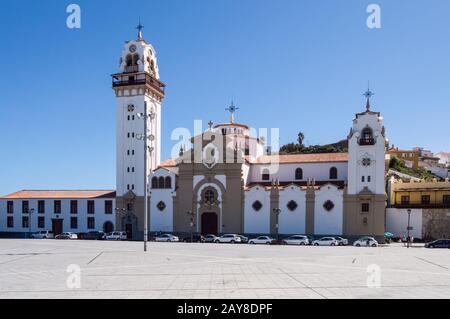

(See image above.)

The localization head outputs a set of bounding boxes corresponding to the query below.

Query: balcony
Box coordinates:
[112,73,165,94]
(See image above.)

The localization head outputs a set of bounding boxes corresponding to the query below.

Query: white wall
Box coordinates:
[0,198,115,233]
[386,208,423,239]
[150,168,176,232]
[314,185,343,235]
[347,112,386,195]
[278,185,306,234]
[244,186,271,234]
[249,162,348,183]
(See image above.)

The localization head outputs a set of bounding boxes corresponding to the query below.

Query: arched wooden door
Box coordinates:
[201,212,218,235]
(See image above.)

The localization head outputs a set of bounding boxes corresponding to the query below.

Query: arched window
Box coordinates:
[204,190,215,203]
[360,127,374,145]
[126,54,140,67]
[165,177,172,189]
[330,167,338,180]
[158,176,165,189]
[151,177,158,189]
[295,168,303,180]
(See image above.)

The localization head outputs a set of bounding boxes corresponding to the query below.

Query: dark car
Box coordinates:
[82,231,106,240]
[425,239,450,249]
[182,234,205,243]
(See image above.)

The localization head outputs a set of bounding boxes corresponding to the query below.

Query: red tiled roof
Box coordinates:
[1,190,116,199]
[159,159,177,167]
[251,153,348,164]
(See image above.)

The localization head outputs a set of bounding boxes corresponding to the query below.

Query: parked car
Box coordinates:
[312,237,338,246]
[249,236,275,245]
[82,231,106,240]
[155,234,179,242]
[214,234,242,244]
[30,230,54,239]
[425,239,450,249]
[55,232,78,240]
[237,235,249,244]
[353,237,378,247]
[334,236,349,246]
[204,234,218,243]
[282,235,310,246]
[182,234,205,243]
[105,231,127,241]
[306,235,315,245]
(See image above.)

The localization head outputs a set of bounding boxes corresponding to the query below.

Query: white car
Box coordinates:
[106,231,127,241]
[353,237,378,247]
[155,234,179,242]
[55,232,78,240]
[214,234,242,244]
[282,235,309,245]
[312,237,338,246]
[249,236,274,245]
[334,236,349,246]
[30,230,54,239]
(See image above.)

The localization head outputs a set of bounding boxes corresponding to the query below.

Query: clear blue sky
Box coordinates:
[1,0,449,195]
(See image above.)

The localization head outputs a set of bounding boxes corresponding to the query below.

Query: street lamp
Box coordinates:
[136,105,156,252]
[272,208,282,239]
[406,208,412,248]
[27,208,35,238]
[186,211,196,242]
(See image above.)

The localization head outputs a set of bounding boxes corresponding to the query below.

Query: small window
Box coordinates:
[70,200,78,214]
[38,217,45,228]
[132,167,135,173]
[368,176,371,182]
[87,200,95,214]
[401,196,410,205]
[204,190,216,203]
[7,201,13,214]
[87,217,95,229]
[127,115,130,121]
[165,177,172,189]
[443,195,450,205]
[361,203,370,213]
[361,176,365,183]
[295,168,303,180]
[7,216,14,228]
[127,167,130,173]
[262,169,270,181]
[127,133,130,138]
[22,216,29,228]
[70,217,78,229]
[152,177,158,189]
[105,200,113,214]
[132,184,135,190]
[38,200,45,214]
[158,177,165,189]
[22,201,29,214]
[329,167,338,180]
[127,150,130,156]
[421,195,431,205]
[54,200,61,214]
[360,127,375,145]
[132,150,135,155]
[127,184,130,190]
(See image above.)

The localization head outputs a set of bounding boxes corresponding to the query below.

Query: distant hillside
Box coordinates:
[279,139,348,154]
[389,156,440,181]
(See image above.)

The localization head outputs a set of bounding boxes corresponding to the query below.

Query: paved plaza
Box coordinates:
[0,239,449,299]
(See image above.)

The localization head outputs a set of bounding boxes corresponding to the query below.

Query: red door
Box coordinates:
[201,213,218,235]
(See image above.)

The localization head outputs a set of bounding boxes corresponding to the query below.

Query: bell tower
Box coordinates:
[112,24,165,239]
[344,88,387,242]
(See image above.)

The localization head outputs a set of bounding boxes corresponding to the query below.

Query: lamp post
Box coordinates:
[27,208,35,238]
[272,208,282,240]
[406,208,412,248]
[137,104,156,252]
[187,211,196,242]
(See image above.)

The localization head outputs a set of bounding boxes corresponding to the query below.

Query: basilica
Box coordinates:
[113,30,388,241]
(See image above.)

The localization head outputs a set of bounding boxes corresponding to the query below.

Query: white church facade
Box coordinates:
[0,29,388,241]
[112,30,388,241]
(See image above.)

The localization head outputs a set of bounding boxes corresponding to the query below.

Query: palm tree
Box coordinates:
[297,132,305,147]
